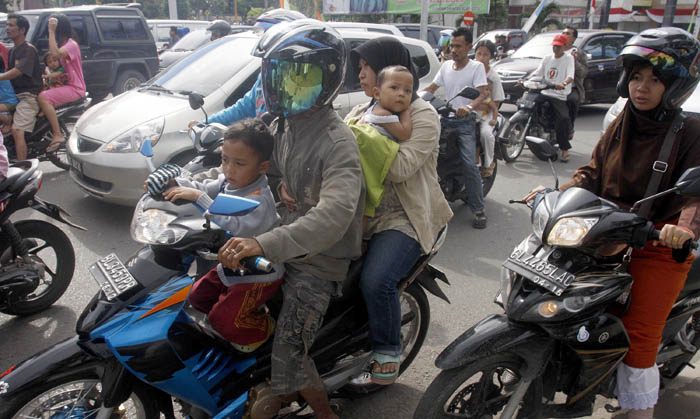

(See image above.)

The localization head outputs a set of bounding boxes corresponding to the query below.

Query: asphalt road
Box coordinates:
[1,103,699,418]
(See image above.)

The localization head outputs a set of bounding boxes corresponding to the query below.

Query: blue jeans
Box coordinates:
[360,230,422,356]
[441,116,485,213]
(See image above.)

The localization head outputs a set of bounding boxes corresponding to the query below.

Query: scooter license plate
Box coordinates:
[502,248,575,296]
[89,253,138,301]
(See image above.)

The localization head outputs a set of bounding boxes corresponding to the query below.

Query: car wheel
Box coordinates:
[112,70,146,96]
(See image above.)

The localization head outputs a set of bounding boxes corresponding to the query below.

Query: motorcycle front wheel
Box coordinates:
[413,353,542,419]
[0,368,158,418]
[498,116,527,162]
[340,282,430,394]
[0,220,75,315]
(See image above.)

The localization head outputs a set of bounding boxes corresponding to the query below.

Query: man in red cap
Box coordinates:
[529,33,575,161]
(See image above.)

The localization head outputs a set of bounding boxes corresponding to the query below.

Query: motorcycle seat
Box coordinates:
[55,96,88,111]
[0,160,38,193]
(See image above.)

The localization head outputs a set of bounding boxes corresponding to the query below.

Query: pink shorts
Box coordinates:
[39,86,84,107]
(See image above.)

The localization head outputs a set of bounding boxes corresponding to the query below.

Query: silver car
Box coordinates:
[67,30,440,206]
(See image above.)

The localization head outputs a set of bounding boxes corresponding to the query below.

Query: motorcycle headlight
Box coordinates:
[130,199,186,245]
[547,217,599,247]
[532,200,549,241]
[104,117,165,153]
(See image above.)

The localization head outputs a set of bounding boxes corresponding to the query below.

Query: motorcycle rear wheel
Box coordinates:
[413,353,542,419]
[340,283,430,394]
[0,368,158,418]
[0,220,75,315]
[498,117,527,162]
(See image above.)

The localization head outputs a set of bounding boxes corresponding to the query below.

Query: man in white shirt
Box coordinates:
[422,27,489,229]
[531,33,575,161]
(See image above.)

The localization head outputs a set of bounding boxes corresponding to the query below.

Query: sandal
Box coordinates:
[370,352,400,385]
[46,139,65,153]
[560,150,570,163]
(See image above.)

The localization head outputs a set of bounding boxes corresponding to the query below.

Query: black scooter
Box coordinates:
[0,159,85,315]
[498,78,561,162]
[4,96,91,170]
[414,137,700,418]
[419,87,502,202]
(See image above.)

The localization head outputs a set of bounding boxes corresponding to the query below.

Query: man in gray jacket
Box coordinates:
[219,20,363,419]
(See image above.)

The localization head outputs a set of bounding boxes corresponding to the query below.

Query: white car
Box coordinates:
[601,84,700,135]
[67,30,440,206]
[147,19,211,50]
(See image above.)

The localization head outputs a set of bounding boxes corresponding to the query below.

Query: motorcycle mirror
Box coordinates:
[418,90,435,102]
[675,167,700,196]
[525,136,557,161]
[458,87,480,100]
[209,194,260,217]
[188,92,205,110]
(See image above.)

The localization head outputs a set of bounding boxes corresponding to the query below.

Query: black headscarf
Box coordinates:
[350,36,420,101]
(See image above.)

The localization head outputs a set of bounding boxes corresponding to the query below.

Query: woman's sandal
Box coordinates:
[370,353,400,385]
[46,139,65,153]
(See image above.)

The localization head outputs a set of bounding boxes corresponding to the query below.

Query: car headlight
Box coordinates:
[547,217,599,247]
[130,199,186,245]
[532,200,549,241]
[104,117,165,153]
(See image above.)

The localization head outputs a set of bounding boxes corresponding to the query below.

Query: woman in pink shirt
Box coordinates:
[39,14,85,152]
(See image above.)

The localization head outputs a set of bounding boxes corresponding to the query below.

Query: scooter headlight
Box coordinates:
[104,117,165,153]
[547,217,599,247]
[130,198,187,245]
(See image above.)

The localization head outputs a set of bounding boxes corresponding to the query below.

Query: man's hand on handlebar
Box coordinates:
[188,120,198,130]
[655,224,696,249]
[219,237,264,269]
[455,106,472,117]
[522,185,547,203]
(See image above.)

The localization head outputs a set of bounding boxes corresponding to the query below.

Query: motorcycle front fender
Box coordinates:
[435,314,549,370]
[0,336,99,399]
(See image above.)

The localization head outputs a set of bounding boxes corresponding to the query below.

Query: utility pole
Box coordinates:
[663,0,677,26]
[598,0,610,29]
[584,0,591,28]
[168,0,178,19]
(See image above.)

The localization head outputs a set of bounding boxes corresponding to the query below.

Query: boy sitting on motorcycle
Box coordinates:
[147,118,283,353]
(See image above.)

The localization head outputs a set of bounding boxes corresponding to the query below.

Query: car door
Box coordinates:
[597,33,632,102]
[582,33,631,103]
[581,35,607,103]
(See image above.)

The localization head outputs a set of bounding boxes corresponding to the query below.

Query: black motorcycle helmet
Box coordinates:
[616,27,700,111]
[252,19,346,117]
[207,20,231,40]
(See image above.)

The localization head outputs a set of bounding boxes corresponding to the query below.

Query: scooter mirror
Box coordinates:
[418,90,434,102]
[525,136,558,161]
[209,194,260,217]
[458,86,480,100]
[675,166,700,196]
[188,92,205,110]
[140,138,153,158]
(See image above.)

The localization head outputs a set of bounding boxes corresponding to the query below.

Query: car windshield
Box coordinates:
[171,29,211,51]
[149,36,258,96]
[512,33,558,59]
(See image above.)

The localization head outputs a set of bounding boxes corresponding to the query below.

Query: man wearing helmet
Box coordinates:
[526,27,700,418]
[187,9,306,183]
[218,20,363,419]
[207,20,231,42]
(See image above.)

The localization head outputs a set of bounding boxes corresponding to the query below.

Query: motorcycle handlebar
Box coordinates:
[649,229,699,250]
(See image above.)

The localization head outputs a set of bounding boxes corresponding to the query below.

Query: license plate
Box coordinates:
[69,155,82,173]
[502,248,575,296]
[89,253,138,301]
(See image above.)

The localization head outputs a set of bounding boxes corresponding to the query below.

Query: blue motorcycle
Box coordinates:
[0,189,449,418]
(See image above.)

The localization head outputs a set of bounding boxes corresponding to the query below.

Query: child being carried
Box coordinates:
[149,118,282,353]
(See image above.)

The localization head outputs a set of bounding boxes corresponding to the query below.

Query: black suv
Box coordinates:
[493,30,634,104]
[2,5,158,101]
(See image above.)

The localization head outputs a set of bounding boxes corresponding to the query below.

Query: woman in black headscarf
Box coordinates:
[346,37,452,384]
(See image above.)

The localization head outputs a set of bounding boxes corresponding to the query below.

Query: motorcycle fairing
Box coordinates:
[435,314,549,369]
[90,274,256,415]
[541,314,629,403]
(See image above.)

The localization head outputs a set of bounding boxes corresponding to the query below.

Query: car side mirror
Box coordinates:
[188,92,205,110]
[525,136,558,161]
[458,86,480,100]
[507,49,515,56]
[675,167,700,196]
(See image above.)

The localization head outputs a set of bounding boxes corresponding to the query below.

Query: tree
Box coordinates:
[528,2,563,35]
